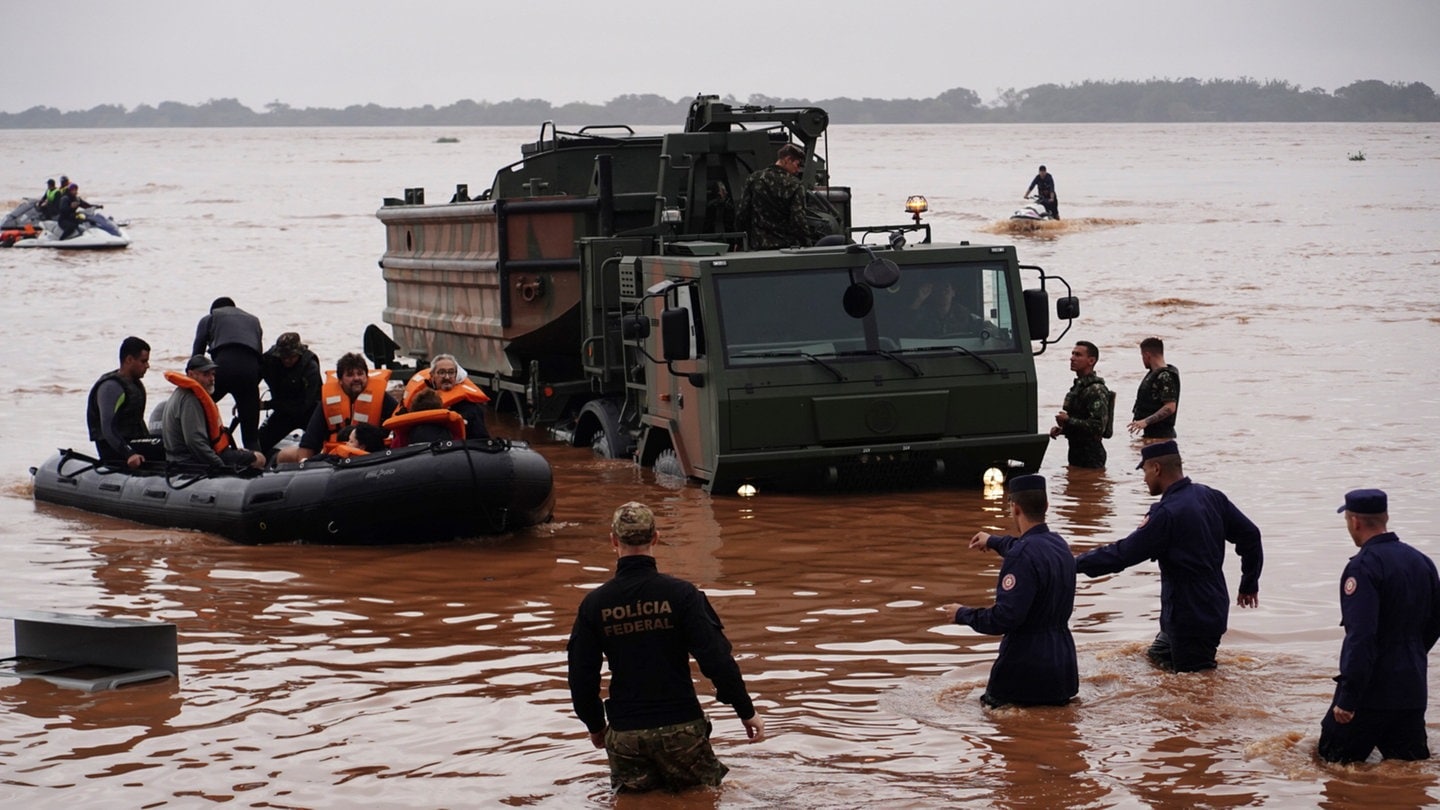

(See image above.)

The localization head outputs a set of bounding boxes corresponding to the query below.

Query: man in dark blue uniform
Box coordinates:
[568,502,765,792]
[1319,489,1440,763]
[1075,441,1263,672]
[942,474,1079,707]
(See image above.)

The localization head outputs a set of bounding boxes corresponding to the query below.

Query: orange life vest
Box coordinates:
[329,444,369,458]
[320,368,392,452]
[382,409,466,447]
[401,367,490,410]
[163,370,233,453]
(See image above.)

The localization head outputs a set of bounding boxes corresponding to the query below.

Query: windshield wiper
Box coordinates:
[732,350,846,381]
[836,348,922,377]
[896,345,999,373]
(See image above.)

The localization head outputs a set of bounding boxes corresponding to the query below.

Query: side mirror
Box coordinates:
[863,256,900,289]
[1056,296,1080,320]
[842,283,874,318]
[1023,289,1050,342]
[660,308,692,361]
[621,312,650,340]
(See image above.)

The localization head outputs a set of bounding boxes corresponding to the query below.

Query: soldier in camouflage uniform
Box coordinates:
[1127,336,1180,440]
[736,143,809,250]
[568,502,765,792]
[1049,341,1111,468]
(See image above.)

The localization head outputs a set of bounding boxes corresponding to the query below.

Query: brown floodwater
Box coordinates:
[1,121,1439,808]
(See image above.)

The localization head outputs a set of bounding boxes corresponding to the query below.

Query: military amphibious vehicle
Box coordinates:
[366,94,1079,494]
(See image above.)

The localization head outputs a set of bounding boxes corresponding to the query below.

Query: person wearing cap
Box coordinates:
[258,331,321,452]
[941,474,1079,708]
[1049,341,1112,468]
[1318,489,1440,763]
[1126,337,1180,440]
[38,178,61,218]
[567,501,765,792]
[85,336,164,469]
[161,355,265,471]
[1075,440,1262,672]
[192,296,265,450]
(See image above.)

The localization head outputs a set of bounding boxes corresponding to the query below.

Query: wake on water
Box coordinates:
[982,217,1140,237]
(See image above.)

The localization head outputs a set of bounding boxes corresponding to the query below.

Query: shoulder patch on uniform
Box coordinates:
[1001,573,1017,591]
[1343,576,1357,596]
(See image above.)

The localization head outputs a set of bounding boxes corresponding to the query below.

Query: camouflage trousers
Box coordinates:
[605,717,728,792]
[1067,438,1107,469]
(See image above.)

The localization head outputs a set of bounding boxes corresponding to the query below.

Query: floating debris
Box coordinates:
[1348,150,1365,161]
[436,136,460,144]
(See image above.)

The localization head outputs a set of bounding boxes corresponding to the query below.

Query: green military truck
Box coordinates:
[368,95,1078,494]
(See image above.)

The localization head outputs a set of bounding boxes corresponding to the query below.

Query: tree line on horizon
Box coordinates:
[2,78,1436,128]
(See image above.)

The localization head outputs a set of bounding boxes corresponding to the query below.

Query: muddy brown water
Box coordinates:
[1,122,1439,807]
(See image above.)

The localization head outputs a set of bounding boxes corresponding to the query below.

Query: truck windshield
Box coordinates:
[716,263,1017,366]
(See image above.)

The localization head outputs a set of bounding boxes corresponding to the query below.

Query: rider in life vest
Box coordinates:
[400,353,489,439]
[275,352,399,464]
[160,355,265,471]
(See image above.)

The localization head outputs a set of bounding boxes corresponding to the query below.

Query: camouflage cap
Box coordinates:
[273,331,305,357]
[611,501,655,545]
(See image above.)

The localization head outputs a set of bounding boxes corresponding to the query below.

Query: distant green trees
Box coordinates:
[2,79,1435,128]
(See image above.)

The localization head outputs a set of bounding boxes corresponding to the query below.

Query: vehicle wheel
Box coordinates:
[653,449,685,481]
[591,430,614,459]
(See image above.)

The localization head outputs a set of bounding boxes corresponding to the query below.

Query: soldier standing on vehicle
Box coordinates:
[1127,337,1180,440]
[1024,165,1059,219]
[941,474,1079,708]
[736,143,810,250]
[1319,489,1440,764]
[1050,341,1111,468]
[567,502,765,793]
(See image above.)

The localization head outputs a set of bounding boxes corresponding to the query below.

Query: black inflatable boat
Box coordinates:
[31,439,554,545]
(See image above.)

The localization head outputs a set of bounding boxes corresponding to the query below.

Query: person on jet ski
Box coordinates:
[1024,165,1060,220]
[38,179,61,218]
[57,183,94,239]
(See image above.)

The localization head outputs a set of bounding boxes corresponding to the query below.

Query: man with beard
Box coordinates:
[86,336,164,468]
[275,352,398,463]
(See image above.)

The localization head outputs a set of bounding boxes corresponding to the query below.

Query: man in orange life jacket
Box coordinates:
[161,355,265,470]
[276,352,398,463]
[400,353,489,439]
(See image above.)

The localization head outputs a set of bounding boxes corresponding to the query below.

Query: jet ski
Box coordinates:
[1010,197,1055,221]
[2,198,130,249]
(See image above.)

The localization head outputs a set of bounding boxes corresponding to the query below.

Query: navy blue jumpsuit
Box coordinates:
[954,524,1079,706]
[1075,477,1262,671]
[1318,532,1440,762]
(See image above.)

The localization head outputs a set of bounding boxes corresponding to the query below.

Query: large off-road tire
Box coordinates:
[653,449,685,480]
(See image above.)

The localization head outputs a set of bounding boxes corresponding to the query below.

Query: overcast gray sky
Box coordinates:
[10,0,1438,113]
